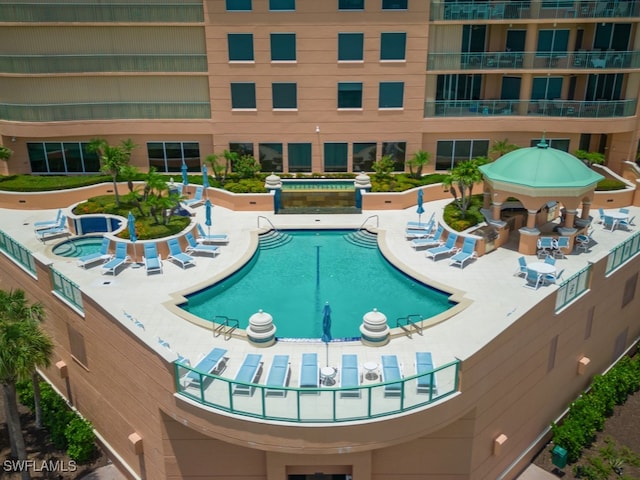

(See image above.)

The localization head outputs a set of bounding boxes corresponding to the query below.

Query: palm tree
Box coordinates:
[442,158,485,218]
[489,138,519,159]
[407,150,431,179]
[0,289,53,480]
[0,145,13,161]
[87,138,137,207]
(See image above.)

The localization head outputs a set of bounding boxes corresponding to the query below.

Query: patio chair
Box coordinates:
[36,215,69,242]
[415,352,437,395]
[77,237,112,269]
[410,225,444,250]
[182,186,205,208]
[232,353,263,396]
[602,215,617,231]
[597,208,605,224]
[543,268,565,285]
[101,242,130,276]
[553,237,570,259]
[265,355,290,397]
[182,347,228,388]
[33,209,62,231]
[619,208,630,214]
[142,242,163,275]
[425,233,458,261]
[166,238,196,269]
[544,256,556,266]
[196,223,229,244]
[184,232,220,258]
[299,353,319,391]
[575,229,594,252]
[536,237,555,258]
[523,268,542,290]
[514,256,528,277]
[381,355,403,397]
[339,354,361,398]
[618,216,635,231]
[449,237,477,268]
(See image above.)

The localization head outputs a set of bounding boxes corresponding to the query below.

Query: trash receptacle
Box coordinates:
[551,445,568,469]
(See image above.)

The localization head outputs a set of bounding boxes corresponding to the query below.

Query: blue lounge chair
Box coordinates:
[183,347,228,387]
[143,243,163,275]
[299,353,319,390]
[166,238,196,269]
[184,232,220,258]
[415,352,437,395]
[405,225,434,239]
[449,237,477,268]
[265,355,290,397]
[36,215,69,242]
[514,256,528,277]
[196,224,229,244]
[77,237,112,268]
[33,209,62,231]
[101,242,130,275]
[232,353,263,396]
[381,355,403,397]
[182,186,205,208]
[410,225,444,250]
[339,354,361,398]
[425,233,458,261]
[406,213,435,231]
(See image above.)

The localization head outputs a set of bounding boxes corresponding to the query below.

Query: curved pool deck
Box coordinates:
[4,200,637,419]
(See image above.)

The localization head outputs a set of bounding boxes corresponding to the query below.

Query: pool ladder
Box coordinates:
[395,314,424,339]
[358,214,379,230]
[213,316,239,341]
[257,215,278,232]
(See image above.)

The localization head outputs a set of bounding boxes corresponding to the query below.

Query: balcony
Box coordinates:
[428,50,640,71]
[431,1,640,21]
[424,99,637,118]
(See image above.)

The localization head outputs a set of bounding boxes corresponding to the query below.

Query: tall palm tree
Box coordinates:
[0,145,13,161]
[0,289,53,480]
[442,158,485,218]
[489,138,519,159]
[407,150,431,179]
[87,138,136,207]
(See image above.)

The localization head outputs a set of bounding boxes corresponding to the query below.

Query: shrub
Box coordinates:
[65,417,96,463]
[596,178,626,191]
[443,194,484,232]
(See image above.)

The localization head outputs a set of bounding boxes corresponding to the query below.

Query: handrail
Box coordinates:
[396,314,424,338]
[213,316,239,341]
[358,214,379,230]
[257,215,278,232]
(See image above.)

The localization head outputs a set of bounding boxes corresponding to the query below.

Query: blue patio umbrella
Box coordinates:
[204,199,212,236]
[127,211,138,263]
[181,162,189,194]
[321,302,332,366]
[416,188,425,224]
[202,164,210,198]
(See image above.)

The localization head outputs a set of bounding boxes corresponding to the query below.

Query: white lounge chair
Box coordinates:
[167,238,196,269]
[185,232,219,257]
[410,225,444,250]
[415,352,437,395]
[381,355,403,397]
[299,353,319,391]
[196,224,229,244]
[449,237,477,268]
[265,355,290,397]
[33,209,62,231]
[425,233,458,261]
[142,243,163,275]
[182,347,228,388]
[182,186,205,208]
[77,237,112,268]
[232,353,263,396]
[339,354,361,398]
[36,215,69,242]
[101,242,130,275]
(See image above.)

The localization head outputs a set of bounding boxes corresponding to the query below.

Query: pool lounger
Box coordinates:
[265,355,290,397]
[381,355,403,397]
[339,354,361,398]
[415,352,437,395]
[232,353,263,396]
[299,353,319,391]
[182,347,228,387]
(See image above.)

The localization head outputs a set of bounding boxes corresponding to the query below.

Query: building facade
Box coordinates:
[1,0,640,176]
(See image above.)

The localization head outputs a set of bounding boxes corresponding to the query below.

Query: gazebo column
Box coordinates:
[581,201,591,220]
[492,202,503,222]
[564,209,577,229]
[483,191,492,209]
[517,209,541,255]
[526,209,537,230]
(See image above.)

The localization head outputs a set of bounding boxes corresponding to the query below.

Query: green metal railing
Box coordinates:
[0,54,208,74]
[428,51,640,71]
[50,268,84,312]
[430,1,640,21]
[175,359,460,422]
[424,99,637,118]
[606,230,640,274]
[555,264,591,311]
[0,102,211,122]
[0,230,37,276]
[0,2,204,23]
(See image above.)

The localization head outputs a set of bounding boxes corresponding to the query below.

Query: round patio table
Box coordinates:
[527,262,556,276]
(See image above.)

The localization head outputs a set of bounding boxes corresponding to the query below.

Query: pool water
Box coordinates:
[53,236,103,257]
[182,230,454,339]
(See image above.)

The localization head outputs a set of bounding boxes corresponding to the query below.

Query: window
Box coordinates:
[270,0,295,10]
[353,142,377,171]
[27,142,100,174]
[338,82,363,109]
[324,143,348,172]
[531,77,562,100]
[380,32,406,60]
[272,83,297,109]
[271,33,296,61]
[147,142,200,172]
[288,143,312,172]
[436,74,481,101]
[259,143,283,172]
[547,335,558,372]
[382,141,406,170]
[67,325,88,368]
[338,33,364,61]
[435,140,489,170]
[230,83,256,109]
[586,74,622,101]
[379,82,404,108]
[382,0,407,9]
[339,0,364,9]
[229,143,254,157]
[226,0,252,11]
[228,33,254,61]
[536,29,569,55]
[530,138,569,151]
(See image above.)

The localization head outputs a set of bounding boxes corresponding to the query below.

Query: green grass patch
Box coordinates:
[442,194,484,231]
[0,174,112,192]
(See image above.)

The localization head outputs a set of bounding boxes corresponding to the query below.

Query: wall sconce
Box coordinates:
[315,126,320,133]
[56,361,68,379]
[11,137,16,142]
[578,356,590,375]
[128,432,144,455]
[494,434,508,455]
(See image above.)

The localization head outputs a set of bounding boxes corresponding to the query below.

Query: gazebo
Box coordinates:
[479,141,604,255]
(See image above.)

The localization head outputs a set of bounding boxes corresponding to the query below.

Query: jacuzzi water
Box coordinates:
[181,230,454,339]
[281,180,355,191]
[52,236,103,258]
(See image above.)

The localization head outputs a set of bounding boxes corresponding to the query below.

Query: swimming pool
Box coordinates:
[181,230,455,339]
[281,180,355,191]
[53,236,103,257]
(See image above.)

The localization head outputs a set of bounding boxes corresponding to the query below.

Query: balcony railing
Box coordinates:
[175,360,460,423]
[428,51,640,71]
[431,0,640,21]
[424,99,638,118]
